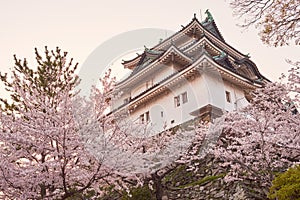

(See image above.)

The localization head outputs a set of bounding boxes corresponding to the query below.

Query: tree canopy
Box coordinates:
[229,0,300,46]
[0,47,109,199]
[209,65,300,198]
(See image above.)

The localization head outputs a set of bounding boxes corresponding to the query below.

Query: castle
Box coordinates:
[111,11,268,132]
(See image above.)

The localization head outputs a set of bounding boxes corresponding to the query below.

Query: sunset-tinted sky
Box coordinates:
[0,0,299,98]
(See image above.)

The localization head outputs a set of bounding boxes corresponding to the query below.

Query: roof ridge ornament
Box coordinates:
[213,51,227,60]
[202,9,214,24]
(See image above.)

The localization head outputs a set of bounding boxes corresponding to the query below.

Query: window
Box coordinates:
[226,91,231,103]
[140,114,145,123]
[140,111,150,123]
[174,96,180,107]
[174,92,188,107]
[145,111,150,122]
[182,92,188,104]
[161,111,164,118]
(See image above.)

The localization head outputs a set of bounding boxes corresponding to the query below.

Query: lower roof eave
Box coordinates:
[112,56,261,114]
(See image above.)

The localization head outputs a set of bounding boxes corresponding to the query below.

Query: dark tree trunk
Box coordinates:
[152,172,163,200]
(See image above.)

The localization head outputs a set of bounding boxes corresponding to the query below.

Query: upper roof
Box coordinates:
[118,11,269,86]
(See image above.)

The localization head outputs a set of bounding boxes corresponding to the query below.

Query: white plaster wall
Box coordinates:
[114,63,179,110]
[129,74,212,132]
[131,83,146,99]
[222,80,250,111]
[113,66,249,133]
[198,71,227,111]
[125,64,175,99]
[153,65,175,84]
[191,69,249,112]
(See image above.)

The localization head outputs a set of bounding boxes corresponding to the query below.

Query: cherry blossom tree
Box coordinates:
[287,60,300,98]
[0,86,114,199]
[0,47,208,199]
[228,0,300,46]
[209,69,300,197]
[0,47,78,113]
[86,107,207,200]
[0,48,117,199]
[80,70,209,200]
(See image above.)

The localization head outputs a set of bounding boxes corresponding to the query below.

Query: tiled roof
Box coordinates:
[202,20,225,42]
[117,13,269,86]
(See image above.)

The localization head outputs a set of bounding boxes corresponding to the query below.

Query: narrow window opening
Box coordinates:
[140,114,144,123]
[145,111,150,122]
[226,91,231,103]
[182,92,188,104]
[140,111,150,123]
[174,96,180,107]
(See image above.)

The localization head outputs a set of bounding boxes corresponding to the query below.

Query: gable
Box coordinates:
[118,12,269,89]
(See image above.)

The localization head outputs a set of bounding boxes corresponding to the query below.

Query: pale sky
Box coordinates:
[0,0,299,98]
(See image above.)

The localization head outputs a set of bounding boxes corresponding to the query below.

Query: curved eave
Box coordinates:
[152,18,203,50]
[122,54,142,67]
[123,56,142,69]
[160,45,193,65]
[184,37,228,57]
[113,54,261,113]
[153,17,247,61]
[118,15,265,88]
[184,37,268,82]
[236,58,271,82]
[200,34,245,60]
[192,21,248,60]
[114,63,200,113]
[116,45,192,88]
[215,62,261,89]
[193,54,261,89]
